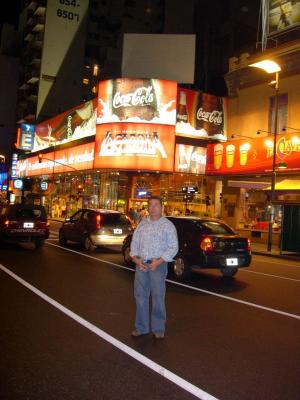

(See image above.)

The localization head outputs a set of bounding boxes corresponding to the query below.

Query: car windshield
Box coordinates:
[100,213,130,225]
[201,221,235,235]
[8,206,46,219]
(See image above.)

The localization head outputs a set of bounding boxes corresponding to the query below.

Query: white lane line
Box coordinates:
[46,242,300,321]
[240,269,300,283]
[252,255,300,268]
[0,263,219,400]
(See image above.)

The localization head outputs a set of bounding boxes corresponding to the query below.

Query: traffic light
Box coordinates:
[38,154,43,163]
[205,195,210,206]
[219,193,223,201]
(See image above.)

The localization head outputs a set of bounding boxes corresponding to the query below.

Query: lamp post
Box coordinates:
[249,59,281,252]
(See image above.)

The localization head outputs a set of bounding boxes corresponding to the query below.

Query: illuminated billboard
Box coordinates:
[268,0,300,36]
[174,144,206,174]
[17,142,94,177]
[176,88,227,140]
[33,98,97,151]
[94,123,175,172]
[206,132,300,175]
[97,78,177,126]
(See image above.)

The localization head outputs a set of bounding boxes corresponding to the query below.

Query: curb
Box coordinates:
[252,250,300,262]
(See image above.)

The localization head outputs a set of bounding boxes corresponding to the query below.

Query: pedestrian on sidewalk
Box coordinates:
[130,196,178,339]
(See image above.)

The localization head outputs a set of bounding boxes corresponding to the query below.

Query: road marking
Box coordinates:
[252,255,300,268]
[240,269,300,282]
[46,242,300,321]
[0,263,219,400]
[50,230,59,236]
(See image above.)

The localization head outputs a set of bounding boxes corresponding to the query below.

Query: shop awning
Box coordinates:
[264,179,300,191]
[227,180,270,189]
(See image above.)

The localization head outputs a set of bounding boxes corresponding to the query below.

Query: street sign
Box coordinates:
[13,179,23,190]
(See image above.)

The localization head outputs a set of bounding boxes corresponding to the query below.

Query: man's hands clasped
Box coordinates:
[133,257,164,272]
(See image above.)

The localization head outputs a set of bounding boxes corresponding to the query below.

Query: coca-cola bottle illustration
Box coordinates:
[176,91,189,123]
[196,92,224,137]
[111,78,159,121]
[41,101,94,143]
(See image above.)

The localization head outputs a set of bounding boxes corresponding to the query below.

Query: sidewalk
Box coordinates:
[251,242,300,261]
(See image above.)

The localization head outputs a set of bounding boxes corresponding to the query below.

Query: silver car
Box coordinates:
[59,208,133,251]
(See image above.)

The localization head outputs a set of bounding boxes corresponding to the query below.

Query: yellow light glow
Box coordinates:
[249,60,281,73]
[265,139,273,148]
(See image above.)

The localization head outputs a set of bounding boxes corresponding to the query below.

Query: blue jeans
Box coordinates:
[134,263,168,334]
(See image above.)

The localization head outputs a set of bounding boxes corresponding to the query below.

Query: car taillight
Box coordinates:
[39,221,49,228]
[96,214,101,229]
[200,237,213,252]
[247,238,251,251]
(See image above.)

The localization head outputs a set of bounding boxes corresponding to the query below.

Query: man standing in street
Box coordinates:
[130,196,178,339]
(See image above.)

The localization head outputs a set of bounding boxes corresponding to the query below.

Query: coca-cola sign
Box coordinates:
[176,88,227,140]
[112,86,154,109]
[97,78,177,125]
[33,99,97,152]
[196,108,223,126]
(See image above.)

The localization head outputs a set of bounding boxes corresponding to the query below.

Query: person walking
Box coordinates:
[130,196,178,339]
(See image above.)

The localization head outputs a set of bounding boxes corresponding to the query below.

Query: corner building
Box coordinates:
[15,78,226,218]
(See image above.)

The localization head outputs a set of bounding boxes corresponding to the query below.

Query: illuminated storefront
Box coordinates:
[206,132,300,241]
[15,78,226,218]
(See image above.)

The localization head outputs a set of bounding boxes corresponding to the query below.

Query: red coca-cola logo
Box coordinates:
[113,86,154,109]
[196,108,223,125]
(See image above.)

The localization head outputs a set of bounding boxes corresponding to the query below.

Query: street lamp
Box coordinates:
[249,59,281,252]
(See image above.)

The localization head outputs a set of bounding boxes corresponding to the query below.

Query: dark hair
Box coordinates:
[148,196,163,206]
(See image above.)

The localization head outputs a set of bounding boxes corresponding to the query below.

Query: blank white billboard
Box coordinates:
[122,34,195,84]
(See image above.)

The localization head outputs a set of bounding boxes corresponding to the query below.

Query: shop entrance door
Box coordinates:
[281,205,300,252]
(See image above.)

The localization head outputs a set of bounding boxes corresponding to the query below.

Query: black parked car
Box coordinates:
[59,208,133,251]
[122,217,251,280]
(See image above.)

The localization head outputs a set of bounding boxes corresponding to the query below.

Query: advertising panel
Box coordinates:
[33,98,97,151]
[206,132,300,175]
[17,143,94,177]
[268,0,300,35]
[174,144,206,174]
[97,78,177,126]
[37,0,89,115]
[18,124,35,151]
[94,123,175,172]
[176,88,226,140]
[122,34,195,84]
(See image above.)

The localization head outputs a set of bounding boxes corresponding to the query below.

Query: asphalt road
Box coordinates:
[0,221,299,400]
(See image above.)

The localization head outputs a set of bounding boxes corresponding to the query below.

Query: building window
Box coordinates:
[83,78,89,85]
[92,86,98,94]
[93,64,99,76]
[90,1,98,9]
[268,93,288,135]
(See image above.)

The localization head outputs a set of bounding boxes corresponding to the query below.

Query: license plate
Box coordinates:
[113,228,122,234]
[23,222,34,228]
[226,258,238,266]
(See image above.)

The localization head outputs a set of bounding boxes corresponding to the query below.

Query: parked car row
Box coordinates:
[58,209,251,280]
[0,205,252,280]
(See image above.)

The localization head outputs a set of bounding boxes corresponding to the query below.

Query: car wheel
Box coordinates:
[123,246,135,268]
[34,239,45,249]
[84,235,97,252]
[220,267,238,277]
[172,256,192,281]
[59,230,67,246]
